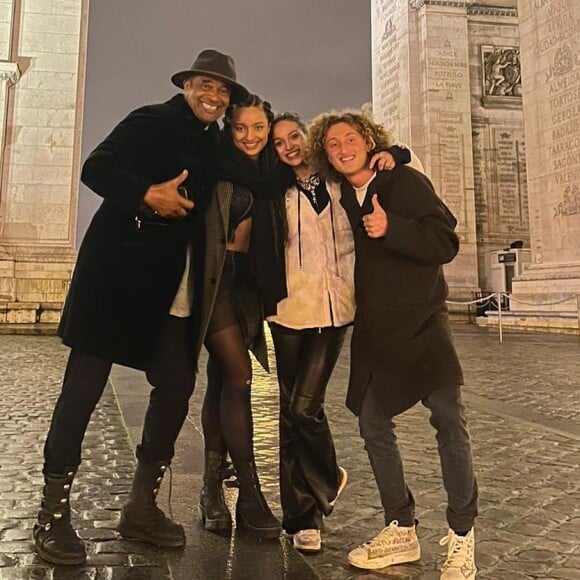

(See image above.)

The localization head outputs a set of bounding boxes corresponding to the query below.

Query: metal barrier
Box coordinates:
[446,293,580,343]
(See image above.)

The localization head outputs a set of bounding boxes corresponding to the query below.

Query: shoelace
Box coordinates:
[166,465,174,521]
[365,520,400,548]
[439,533,472,564]
[153,464,174,521]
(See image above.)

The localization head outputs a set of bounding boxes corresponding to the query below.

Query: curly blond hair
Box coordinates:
[306,110,394,181]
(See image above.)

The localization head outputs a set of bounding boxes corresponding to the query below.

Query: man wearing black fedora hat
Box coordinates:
[33,49,250,565]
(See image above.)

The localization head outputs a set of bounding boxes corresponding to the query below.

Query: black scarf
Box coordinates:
[219,137,293,315]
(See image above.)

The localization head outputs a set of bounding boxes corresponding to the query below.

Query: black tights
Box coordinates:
[202,314,254,465]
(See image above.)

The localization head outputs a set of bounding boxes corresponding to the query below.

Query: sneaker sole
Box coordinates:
[348,546,421,570]
[329,467,348,508]
[293,532,322,553]
[441,567,476,580]
[294,543,322,554]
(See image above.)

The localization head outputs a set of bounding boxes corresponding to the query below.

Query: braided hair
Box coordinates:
[223,94,278,170]
[221,94,289,260]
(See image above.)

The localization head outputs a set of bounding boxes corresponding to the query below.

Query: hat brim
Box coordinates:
[171,69,249,104]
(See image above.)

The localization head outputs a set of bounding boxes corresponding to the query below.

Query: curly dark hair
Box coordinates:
[306,110,393,181]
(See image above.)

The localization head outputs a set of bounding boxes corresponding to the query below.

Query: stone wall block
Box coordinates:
[33,146,73,167]
[16,88,75,109]
[0,278,15,301]
[6,302,39,324]
[23,13,80,35]
[0,260,16,301]
[52,0,81,17]
[39,302,64,323]
[14,261,72,279]
[15,278,69,303]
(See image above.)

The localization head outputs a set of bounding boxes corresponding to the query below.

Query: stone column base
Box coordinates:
[477,311,579,335]
[0,247,75,329]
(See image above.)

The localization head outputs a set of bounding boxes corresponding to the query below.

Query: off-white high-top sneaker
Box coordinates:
[439,528,476,579]
[347,520,421,570]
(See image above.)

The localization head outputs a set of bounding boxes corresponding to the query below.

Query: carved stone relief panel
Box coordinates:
[481,45,523,107]
[553,184,579,218]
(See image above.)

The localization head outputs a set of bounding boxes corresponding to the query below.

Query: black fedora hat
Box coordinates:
[171,49,249,104]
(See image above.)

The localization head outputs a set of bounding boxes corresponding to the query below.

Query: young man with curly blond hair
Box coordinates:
[307,110,478,580]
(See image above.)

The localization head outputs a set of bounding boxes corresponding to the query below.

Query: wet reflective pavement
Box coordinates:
[0,325,578,579]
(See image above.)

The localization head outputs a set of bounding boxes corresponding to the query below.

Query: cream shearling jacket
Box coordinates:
[267,180,355,329]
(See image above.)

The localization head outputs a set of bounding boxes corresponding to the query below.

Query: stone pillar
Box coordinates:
[466,5,530,291]
[0,0,89,324]
[372,0,480,299]
[0,61,21,305]
[511,0,580,314]
[371,1,413,142]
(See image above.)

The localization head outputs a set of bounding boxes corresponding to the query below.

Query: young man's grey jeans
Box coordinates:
[359,383,478,532]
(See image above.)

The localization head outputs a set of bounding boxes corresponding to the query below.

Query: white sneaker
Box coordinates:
[293,529,322,553]
[347,520,421,570]
[329,467,348,507]
[439,528,476,579]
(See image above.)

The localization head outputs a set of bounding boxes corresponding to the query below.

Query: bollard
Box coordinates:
[497,292,503,344]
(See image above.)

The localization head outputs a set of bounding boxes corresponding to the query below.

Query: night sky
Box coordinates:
[78,0,372,242]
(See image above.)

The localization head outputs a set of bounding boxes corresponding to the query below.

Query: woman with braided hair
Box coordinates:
[197,99,410,549]
[197,94,281,540]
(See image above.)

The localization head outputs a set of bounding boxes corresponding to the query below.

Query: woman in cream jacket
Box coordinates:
[268,113,410,553]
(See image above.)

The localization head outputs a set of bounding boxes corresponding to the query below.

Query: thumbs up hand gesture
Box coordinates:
[142,169,194,218]
[362,194,388,238]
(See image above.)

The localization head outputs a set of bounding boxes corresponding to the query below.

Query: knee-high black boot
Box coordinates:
[199,450,232,531]
[235,459,281,540]
[33,467,86,566]
[117,460,185,547]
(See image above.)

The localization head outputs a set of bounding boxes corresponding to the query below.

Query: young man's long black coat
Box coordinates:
[340,167,464,417]
[58,94,220,370]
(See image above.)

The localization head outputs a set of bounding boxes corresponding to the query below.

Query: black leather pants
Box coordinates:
[270,323,347,533]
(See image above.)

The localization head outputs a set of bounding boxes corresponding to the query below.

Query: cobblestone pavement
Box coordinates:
[297,326,580,580]
[0,325,578,579]
[0,336,152,579]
